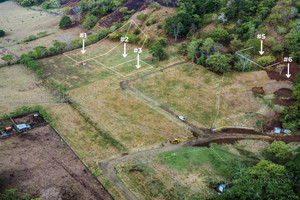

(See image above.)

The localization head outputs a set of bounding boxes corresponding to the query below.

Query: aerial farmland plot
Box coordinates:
[1,0,299,199]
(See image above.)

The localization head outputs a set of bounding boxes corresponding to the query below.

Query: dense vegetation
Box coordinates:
[280,74,300,131]
[166,0,299,73]
[0,30,5,37]
[78,0,126,29]
[211,142,300,200]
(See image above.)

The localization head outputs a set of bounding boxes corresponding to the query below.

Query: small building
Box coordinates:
[16,124,31,131]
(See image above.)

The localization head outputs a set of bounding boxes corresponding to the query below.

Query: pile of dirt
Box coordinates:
[263,119,282,132]
[274,98,296,106]
[274,88,293,98]
[266,62,300,82]
[274,88,295,106]
[98,0,147,27]
[252,87,265,95]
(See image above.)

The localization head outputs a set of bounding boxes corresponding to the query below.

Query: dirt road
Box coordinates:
[99,133,279,200]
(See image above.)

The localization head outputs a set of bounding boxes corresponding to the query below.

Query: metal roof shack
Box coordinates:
[16,124,31,131]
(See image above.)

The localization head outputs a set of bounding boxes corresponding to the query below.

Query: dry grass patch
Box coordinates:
[0,64,55,113]
[68,78,189,151]
[132,64,222,128]
[0,1,83,55]
[215,71,289,129]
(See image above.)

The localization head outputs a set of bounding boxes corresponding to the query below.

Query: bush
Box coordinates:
[156,37,168,47]
[41,1,51,9]
[133,28,140,35]
[109,32,121,41]
[127,33,139,44]
[257,56,275,67]
[0,30,5,37]
[59,15,72,29]
[206,53,232,73]
[157,24,162,29]
[137,13,147,21]
[145,21,151,26]
[178,43,188,56]
[82,14,98,29]
[149,44,169,61]
[152,2,160,10]
[267,141,292,164]
[24,34,37,42]
[95,29,111,40]
[280,105,300,131]
[209,28,229,42]
[1,54,13,65]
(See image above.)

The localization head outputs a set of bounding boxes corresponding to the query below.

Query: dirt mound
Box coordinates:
[98,0,147,27]
[263,119,282,132]
[274,88,293,98]
[266,62,300,81]
[252,87,265,95]
[273,88,295,106]
[274,98,296,106]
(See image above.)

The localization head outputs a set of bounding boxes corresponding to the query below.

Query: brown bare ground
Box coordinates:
[0,123,112,200]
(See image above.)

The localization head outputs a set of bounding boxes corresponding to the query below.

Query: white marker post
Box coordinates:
[123,43,127,58]
[136,53,141,69]
[259,40,264,55]
[286,63,291,78]
[81,39,86,54]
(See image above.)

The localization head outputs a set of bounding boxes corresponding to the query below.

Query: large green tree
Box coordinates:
[267,141,292,164]
[206,53,232,73]
[149,44,168,61]
[221,160,298,200]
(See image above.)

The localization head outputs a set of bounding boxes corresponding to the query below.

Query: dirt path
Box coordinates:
[99,132,287,200]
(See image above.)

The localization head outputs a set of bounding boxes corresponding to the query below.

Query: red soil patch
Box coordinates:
[252,87,265,95]
[274,98,296,106]
[274,88,295,106]
[98,0,147,27]
[263,119,282,132]
[218,128,263,135]
[266,62,300,81]
[274,88,293,98]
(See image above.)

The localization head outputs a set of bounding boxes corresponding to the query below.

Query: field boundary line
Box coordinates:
[236,46,281,69]
[131,20,148,49]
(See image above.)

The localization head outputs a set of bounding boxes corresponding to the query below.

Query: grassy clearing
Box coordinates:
[215,71,291,129]
[0,1,83,55]
[40,57,116,89]
[0,64,55,113]
[68,79,189,151]
[117,141,264,200]
[133,63,222,128]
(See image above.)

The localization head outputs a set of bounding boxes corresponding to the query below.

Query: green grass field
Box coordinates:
[116,141,263,200]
